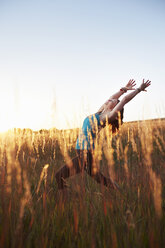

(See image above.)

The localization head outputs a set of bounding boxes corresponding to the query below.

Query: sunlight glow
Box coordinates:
[0,0,164,131]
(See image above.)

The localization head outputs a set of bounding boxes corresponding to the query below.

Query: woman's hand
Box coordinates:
[124,79,136,91]
[139,79,151,92]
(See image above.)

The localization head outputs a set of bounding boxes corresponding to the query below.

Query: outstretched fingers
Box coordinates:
[128,79,136,85]
[126,79,136,90]
[144,79,151,86]
[141,79,151,91]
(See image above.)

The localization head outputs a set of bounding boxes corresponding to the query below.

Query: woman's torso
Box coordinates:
[75,113,102,150]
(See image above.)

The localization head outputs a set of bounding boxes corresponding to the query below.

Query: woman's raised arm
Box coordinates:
[100,79,151,122]
[109,79,136,100]
[97,79,136,113]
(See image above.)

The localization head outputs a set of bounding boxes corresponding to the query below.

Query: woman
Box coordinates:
[55,79,151,190]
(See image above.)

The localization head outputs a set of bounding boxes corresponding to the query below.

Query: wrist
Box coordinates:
[120,87,127,93]
[137,88,141,93]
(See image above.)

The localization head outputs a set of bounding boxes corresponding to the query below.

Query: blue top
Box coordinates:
[75,113,101,150]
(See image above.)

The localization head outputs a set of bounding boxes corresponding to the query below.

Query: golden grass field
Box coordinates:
[0,118,165,248]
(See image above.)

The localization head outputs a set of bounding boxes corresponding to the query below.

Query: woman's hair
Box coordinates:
[97,99,124,133]
[111,107,124,133]
[111,99,124,133]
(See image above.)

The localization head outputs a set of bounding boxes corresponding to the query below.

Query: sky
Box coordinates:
[0,0,165,132]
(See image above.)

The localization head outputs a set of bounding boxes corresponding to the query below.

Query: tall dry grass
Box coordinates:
[0,119,165,248]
